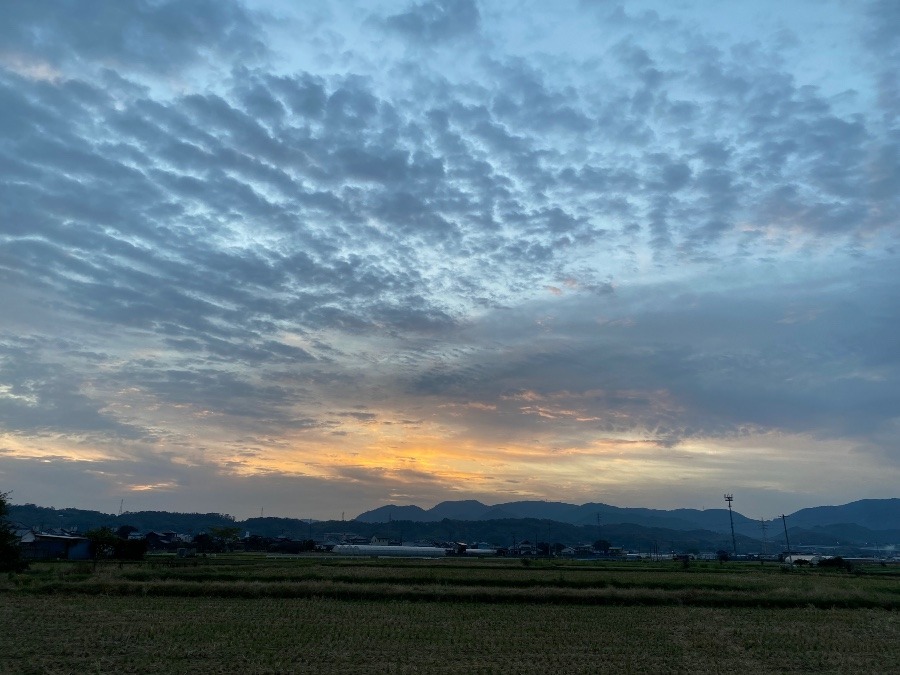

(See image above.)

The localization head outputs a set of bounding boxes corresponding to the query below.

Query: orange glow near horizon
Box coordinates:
[3,419,895,514]
[0,433,114,464]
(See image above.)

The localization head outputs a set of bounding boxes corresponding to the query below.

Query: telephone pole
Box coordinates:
[781,514,793,567]
[724,494,737,557]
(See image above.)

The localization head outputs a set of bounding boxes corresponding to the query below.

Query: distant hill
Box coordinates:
[356,499,760,536]
[355,498,900,537]
[7,503,238,535]
[786,523,900,548]
[8,497,896,550]
[784,499,900,531]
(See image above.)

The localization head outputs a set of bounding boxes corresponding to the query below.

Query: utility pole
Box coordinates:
[724,494,737,557]
[759,518,768,558]
[781,514,792,567]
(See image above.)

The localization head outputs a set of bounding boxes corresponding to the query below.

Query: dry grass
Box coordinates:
[2,557,898,673]
[1,595,898,674]
[8,556,899,608]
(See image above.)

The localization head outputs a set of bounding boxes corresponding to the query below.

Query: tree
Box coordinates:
[192,532,213,553]
[209,526,241,551]
[244,534,270,552]
[0,491,28,572]
[86,526,147,561]
[85,527,119,560]
[593,539,611,553]
[116,525,138,540]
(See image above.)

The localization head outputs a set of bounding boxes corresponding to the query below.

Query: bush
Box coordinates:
[115,539,149,560]
[86,527,148,560]
[817,556,845,569]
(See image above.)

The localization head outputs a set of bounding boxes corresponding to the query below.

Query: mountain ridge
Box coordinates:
[6,499,899,550]
[355,498,900,536]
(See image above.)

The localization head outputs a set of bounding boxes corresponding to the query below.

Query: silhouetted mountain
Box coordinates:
[355,497,899,538]
[355,499,759,535]
[785,498,900,531]
[568,503,762,536]
[354,505,430,522]
[8,497,897,550]
[8,503,237,534]
[429,500,491,520]
[782,522,900,547]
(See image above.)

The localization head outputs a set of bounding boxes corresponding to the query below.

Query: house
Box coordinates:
[511,540,536,556]
[323,532,370,546]
[144,531,180,550]
[19,532,91,561]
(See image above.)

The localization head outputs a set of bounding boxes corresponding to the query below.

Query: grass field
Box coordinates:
[2,556,898,673]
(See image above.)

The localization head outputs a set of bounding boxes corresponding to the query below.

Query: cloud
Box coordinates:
[395,258,900,455]
[0,0,266,78]
[380,0,481,44]
[0,339,147,440]
[0,1,897,518]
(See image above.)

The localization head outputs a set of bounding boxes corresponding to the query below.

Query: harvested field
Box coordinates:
[2,556,898,673]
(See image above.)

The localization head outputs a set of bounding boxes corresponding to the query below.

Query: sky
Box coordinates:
[0,0,898,522]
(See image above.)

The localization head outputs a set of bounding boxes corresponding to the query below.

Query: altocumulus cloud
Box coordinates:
[0,0,897,519]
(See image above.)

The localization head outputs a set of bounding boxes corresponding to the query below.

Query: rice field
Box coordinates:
[1,556,898,673]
